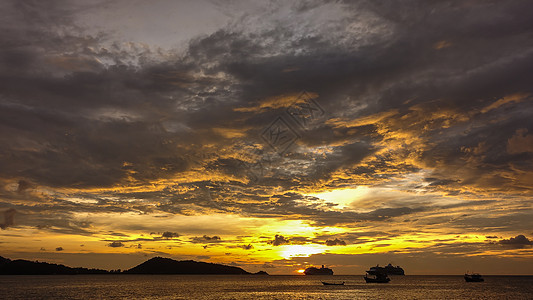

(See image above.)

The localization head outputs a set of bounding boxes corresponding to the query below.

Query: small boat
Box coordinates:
[364,274,391,283]
[464,273,484,282]
[321,281,345,285]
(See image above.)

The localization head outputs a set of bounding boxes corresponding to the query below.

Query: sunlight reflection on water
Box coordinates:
[1,275,532,299]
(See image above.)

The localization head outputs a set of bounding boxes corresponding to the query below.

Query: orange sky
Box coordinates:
[1,0,533,275]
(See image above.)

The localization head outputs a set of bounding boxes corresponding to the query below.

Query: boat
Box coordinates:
[364,273,391,283]
[464,273,484,282]
[367,263,405,275]
[364,266,391,283]
[304,265,334,275]
[321,281,345,285]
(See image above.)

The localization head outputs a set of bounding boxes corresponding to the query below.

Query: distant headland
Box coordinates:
[0,256,268,275]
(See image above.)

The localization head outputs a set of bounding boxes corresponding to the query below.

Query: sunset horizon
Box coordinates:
[1,0,533,282]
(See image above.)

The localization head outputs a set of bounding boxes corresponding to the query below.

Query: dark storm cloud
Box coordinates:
[0,0,532,241]
[0,0,527,191]
[0,0,225,188]
[187,0,533,196]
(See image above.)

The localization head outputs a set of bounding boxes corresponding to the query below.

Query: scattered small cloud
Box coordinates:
[240,244,253,250]
[325,238,347,246]
[498,235,533,248]
[270,235,290,246]
[191,235,222,243]
[108,241,125,248]
[161,232,180,239]
[55,247,63,251]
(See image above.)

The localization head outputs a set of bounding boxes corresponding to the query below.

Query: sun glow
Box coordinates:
[279,244,326,259]
[307,186,370,209]
[297,269,305,274]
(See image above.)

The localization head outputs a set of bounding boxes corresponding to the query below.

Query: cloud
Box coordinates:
[161,232,180,239]
[240,244,253,250]
[507,128,533,154]
[55,247,63,251]
[261,263,276,269]
[107,241,125,248]
[325,238,347,246]
[0,0,533,271]
[498,235,533,248]
[270,235,290,246]
[191,235,222,243]
[0,208,16,230]
[16,180,32,193]
[126,243,142,249]
[481,93,530,114]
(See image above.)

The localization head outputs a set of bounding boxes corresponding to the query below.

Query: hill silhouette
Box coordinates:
[0,256,268,275]
[0,255,109,275]
[124,257,261,275]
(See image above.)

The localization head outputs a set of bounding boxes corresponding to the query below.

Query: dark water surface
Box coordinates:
[1,275,532,299]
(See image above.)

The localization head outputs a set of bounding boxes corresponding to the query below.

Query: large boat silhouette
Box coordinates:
[464,273,484,282]
[367,263,405,275]
[304,265,333,275]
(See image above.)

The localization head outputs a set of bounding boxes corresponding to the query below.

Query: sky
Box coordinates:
[1,0,533,275]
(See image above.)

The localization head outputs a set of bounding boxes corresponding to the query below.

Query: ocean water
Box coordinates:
[1,275,532,299]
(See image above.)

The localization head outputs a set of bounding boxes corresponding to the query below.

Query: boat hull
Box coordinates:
[464,273,484,282]
[321,281,344,285]
[364,276,390,283]
[464,277,484,282]
[304,266,333,275]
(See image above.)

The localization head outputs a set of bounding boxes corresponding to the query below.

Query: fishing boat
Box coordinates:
[321,281,345,285]
[364,266,391,283]
[364,273,391,283]
[464,273,484,282]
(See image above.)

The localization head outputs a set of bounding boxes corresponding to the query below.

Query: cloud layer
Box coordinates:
[0,0,532,274]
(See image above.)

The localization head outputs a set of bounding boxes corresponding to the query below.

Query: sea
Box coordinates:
[1,275,532,299]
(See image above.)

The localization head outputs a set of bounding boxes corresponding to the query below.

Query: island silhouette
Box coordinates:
[0,256,268,275]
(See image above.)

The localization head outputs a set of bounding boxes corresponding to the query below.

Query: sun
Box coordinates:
[297,269,305,274]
